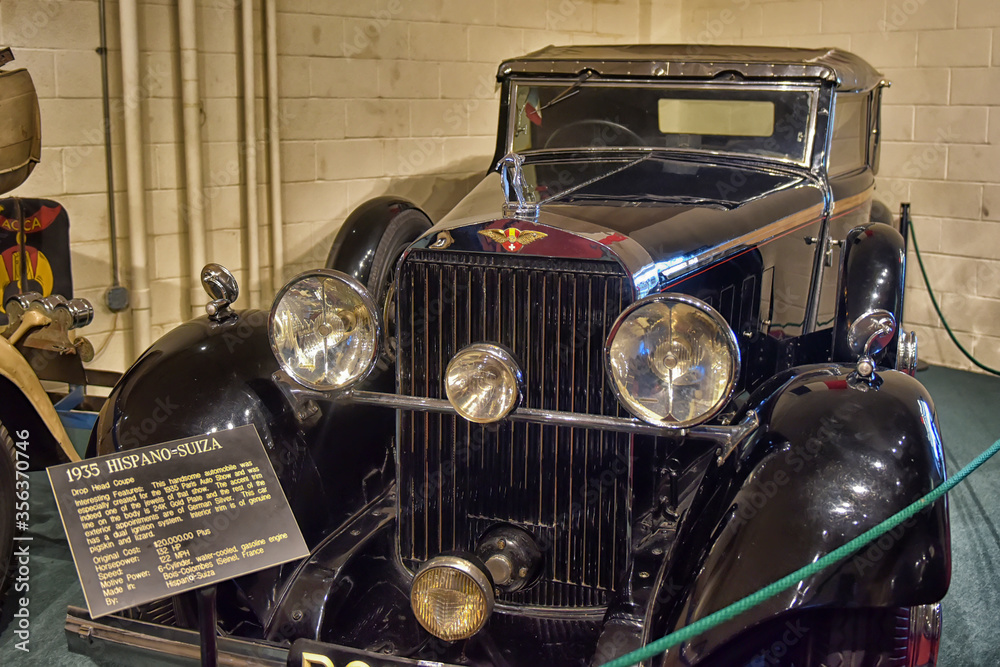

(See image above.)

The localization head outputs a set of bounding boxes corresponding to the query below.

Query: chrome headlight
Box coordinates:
[268,270,380,391]
[605,293,739,428]
[445,344,522,423]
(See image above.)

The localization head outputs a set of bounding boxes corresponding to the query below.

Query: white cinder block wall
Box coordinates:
[3,0,997,375]
[273,0,683,276]
[1,0,253,369]
[0,0,682,371]
[677,0,1000,372]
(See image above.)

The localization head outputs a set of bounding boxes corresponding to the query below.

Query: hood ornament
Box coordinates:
[498,152,538,220]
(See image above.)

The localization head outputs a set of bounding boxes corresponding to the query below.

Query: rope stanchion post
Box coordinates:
[908,205,1000,376]
[601,436,1000,667]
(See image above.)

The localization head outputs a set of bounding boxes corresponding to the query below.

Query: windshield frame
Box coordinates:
[505,77,822,168]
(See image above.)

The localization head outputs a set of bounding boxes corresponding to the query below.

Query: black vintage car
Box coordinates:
[73,46,948,667]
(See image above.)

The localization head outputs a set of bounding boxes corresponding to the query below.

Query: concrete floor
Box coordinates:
[1,364,998,666]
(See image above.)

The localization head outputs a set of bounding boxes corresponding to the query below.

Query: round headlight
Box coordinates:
[268,270,380,391]
[411,555,494,641]
[445,344,522,424]
[605,293,739,428]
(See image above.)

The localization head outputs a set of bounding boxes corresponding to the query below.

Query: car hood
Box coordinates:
[424,154,826,293]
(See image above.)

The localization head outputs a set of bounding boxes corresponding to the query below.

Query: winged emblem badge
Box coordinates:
[479,227,547,253]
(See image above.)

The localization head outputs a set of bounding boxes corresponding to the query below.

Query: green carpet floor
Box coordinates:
[1,364,998,665]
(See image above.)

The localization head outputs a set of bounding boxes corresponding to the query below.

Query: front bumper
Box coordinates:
[65,606,461,667]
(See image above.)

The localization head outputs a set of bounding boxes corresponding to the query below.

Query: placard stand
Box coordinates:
[196,585,218,667]
[47,426,310,621]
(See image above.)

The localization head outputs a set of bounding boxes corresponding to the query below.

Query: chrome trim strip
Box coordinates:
[492,601,608,619]
[498,47,885,93]
[908,602,942,667]
[639,181,826,296]
[345,389,757,442]
[65,606,289,667]
[802,171,834,333]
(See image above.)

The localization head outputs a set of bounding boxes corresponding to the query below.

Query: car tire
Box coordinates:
[783,607,910,667]
[870,198,894,225]
[122,593,197,629]
[356,207,432,307]
[329,207,431,370]
[0,422,17,603]
[706,606,917,667]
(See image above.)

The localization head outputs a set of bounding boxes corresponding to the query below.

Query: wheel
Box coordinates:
[122,583,259,637]
[360,207,432,308]
[327,207,431,368]
[870,198,894,225]
[121,595,194,628]
[543,119,645,149]
[0,422,16,602]
[702,606,938,667]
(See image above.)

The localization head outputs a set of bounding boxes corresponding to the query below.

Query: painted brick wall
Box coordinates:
[6,0,994,375]
[0,0,681,371]
[677,0,1000,372]
[273,0,682,281]
[0,0,250,370]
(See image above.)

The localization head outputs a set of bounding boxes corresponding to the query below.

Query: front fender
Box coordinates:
[94,310,286,455]
[661,364,949,666]
[325,196,423,285]
[93,311,395,543]
[92,310,397,629]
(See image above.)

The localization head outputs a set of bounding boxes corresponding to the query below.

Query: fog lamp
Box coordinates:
[605,293,739,428]
[410,555,495,641]
[445,344,522,423]
[268,270,380,391]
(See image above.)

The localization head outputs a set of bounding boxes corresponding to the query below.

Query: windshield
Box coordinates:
[509,80,816,164]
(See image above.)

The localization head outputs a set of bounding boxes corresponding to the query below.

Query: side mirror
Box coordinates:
[848,309,897,358]
[0,51,41,195]
[848,309,896,379]
[201,263,239,320]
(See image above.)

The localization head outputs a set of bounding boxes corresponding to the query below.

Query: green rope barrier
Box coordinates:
[910,223,1000,376]
[601,435,1000,667]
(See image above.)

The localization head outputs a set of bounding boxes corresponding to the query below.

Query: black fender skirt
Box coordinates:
[660,364,950,666]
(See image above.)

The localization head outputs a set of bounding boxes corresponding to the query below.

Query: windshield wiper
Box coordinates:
[565,193,738,209]
[539,155,648,207]
[539,70,594,111]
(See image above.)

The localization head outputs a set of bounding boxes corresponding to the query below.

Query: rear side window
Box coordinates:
[829,94,867,174]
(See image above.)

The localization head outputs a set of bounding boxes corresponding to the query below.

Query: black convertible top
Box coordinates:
[498,45,885,93]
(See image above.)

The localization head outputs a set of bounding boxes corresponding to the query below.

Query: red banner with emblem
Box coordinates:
[0,197,74,324]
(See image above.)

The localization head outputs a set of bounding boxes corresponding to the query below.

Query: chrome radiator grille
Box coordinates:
[396,249,633,607]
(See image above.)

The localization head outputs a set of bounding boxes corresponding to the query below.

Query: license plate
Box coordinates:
[288,639,446,667]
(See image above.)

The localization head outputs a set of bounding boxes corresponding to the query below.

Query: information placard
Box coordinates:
[48,425,309,618]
